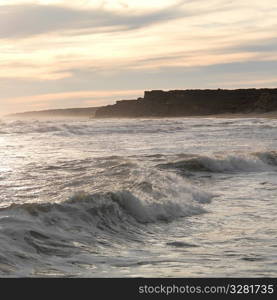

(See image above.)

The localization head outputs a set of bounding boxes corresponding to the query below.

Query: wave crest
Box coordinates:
[158,151,277,173]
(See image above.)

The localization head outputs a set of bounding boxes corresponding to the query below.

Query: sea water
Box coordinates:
[0,117,276,277]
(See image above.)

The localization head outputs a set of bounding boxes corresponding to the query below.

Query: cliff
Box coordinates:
[95,89,277,118]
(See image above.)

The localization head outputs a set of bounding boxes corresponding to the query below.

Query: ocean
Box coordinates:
[0,117,276,277]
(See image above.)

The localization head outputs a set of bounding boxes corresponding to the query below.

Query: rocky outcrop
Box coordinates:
[95,88,277,118]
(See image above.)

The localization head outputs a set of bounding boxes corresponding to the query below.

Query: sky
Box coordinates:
[1,0,277,115]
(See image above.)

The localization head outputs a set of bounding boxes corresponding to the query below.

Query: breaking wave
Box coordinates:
[0,119,185,136]
[0,169,212,275]
[158,151,277,173]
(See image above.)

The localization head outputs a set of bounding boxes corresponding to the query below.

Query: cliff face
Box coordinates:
[95,89,277,118]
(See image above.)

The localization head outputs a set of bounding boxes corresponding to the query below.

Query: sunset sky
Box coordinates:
[1,0,277,115]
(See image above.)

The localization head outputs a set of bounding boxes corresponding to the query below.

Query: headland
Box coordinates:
[95,89,277,118]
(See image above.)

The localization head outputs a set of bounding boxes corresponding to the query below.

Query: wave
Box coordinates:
[2,187,207,227]
[157,151,277,173]
[0,169,212,275]
[0,119,185,136]
[2,117,277,137]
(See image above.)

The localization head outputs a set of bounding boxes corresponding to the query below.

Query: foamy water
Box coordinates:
[0,117,276,277]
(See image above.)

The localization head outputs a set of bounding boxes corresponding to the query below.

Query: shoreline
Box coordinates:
[206,111,277,119]
[93,111,277,120]
[4,111,277,120]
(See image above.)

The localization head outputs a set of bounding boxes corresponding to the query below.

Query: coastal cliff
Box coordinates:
[7,107,99,118]
[95,89,277,118]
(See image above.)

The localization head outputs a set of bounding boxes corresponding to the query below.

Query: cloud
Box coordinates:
[7,89,143,104]
[228,38,277,53]
[1,0,277,115]
[0,2,185,39]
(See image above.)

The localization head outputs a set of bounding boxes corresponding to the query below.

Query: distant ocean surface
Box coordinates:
[0,117,276,277]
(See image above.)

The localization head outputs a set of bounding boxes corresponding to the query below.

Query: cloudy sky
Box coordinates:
[1,0,277,115]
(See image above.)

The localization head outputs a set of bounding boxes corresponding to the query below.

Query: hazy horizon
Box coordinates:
[1,0,277,115]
